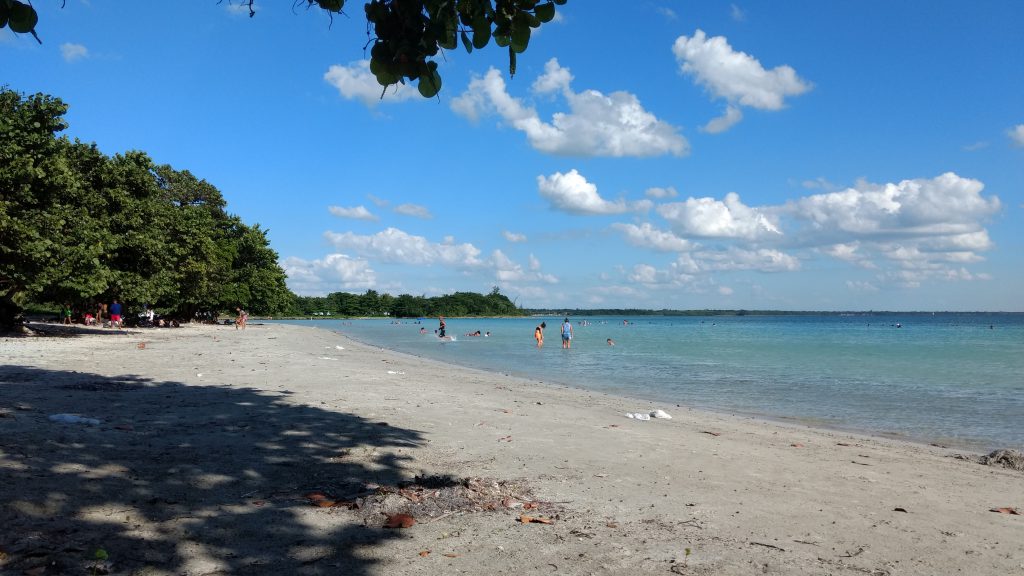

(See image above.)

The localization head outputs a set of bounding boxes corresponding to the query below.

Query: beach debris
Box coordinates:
[136,342,146,349]
[498,435,513,442]
[625,412,651,420]
[894,507,908,513]
[701,430,721,437]
[989,507,1020,515]
[419,550,431,557]
[791,443,805,448]
[980,449,1024,472]
[519,514,553,524]
[750,541,786,552]
[48,413,100,425]
[651,409,673,419]
[386,370,406,375]
[384,513,416,529]
[443,553,460,558]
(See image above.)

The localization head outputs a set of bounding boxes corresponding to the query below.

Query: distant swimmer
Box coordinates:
[420,327,427,334]
[607,338,615,346]
[465,330,482,336]
[535,322,546,347]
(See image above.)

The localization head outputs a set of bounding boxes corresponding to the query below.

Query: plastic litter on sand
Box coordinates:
[625,410,672,421]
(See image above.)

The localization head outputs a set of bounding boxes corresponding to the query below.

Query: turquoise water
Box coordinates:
[279,314,1024,452]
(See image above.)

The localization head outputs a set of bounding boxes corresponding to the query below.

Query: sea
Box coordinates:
[277,313,1023,452]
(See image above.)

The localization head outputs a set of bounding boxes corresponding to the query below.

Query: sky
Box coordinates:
[4,0,1023,311]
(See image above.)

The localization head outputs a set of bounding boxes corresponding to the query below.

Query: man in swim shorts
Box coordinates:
[109,299,123,329]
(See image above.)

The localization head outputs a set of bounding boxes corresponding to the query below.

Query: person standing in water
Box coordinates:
[561,317,573,349]
[534,321,546,347]
[438,315,446,338]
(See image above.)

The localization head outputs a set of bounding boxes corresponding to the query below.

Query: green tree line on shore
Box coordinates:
[292,287,522,318]
[1,87,293,328]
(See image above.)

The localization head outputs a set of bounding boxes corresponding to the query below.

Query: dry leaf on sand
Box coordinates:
[385,513,416,528]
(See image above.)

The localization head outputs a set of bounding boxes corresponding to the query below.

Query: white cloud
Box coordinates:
[491,249,558,284]
[789,172,1000,237]
[672,29,811,131]
[282,254,376,295]
[718,285,734,296]
[658,191,781,239]
[538,169,651,215]
[452,60,689,157]
[1008,124,1024,147]
[324,60,419,107]
[503,230,527,243]
[325,227,484,267]
[701,104,743,133]
[645,186,678,199]
[846,280,879,293]
[611,222,693,252]
[696,247,800,272]
[394,203,433,219]
[60,43,89,62]
[328,205,377,221]
[788,173,1001,283]
[730,4,746,21]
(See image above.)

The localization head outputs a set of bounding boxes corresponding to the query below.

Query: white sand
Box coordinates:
[1,322,1022,575]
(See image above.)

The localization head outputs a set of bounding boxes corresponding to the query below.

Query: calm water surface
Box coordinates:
[278,314,1023,452]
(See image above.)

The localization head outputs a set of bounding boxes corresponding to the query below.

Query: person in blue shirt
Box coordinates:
[109,299,123,329]
[561,318,573,349]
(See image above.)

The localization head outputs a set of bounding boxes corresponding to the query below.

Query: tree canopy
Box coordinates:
[293,286,522,317]
[0,0,567,98]
[0,87,293,328]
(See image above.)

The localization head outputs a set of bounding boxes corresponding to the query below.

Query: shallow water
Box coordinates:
[279,314,1024,452]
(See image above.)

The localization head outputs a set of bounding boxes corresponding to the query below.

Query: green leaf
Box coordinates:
[509,47,517,77]
[417,63,442,98]
[471,16,491,49]
[460,30,472,53]
[317,0,344,12]
[510,22,530,53]
[0,2,9,28]
[553,0,567,4]
[494,32,510,48]
[8,1,38,34]
[535,3,555,23]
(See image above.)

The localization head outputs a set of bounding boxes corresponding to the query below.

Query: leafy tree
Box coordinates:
[0,90,108,328]
[0,87,295,327]
[0,0,567,98]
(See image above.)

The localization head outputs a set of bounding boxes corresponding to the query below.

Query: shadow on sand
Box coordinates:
[1,365,428,575]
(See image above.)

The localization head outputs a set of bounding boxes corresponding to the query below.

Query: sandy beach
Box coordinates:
[2,322,1022,575]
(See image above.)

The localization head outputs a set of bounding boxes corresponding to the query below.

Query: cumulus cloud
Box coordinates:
[324,60,419,106]
[538,169,651,215]
[672,29,811,131]
[786,172,1001,283]
[657,191,781,239]
[394,203,433,219]
[611,222,693,252]
[645,186,678,199]
[788,172,1000,237]
[282,254,376,295]
[701,104,743,133]
[451,60,689,157]
[492,249,558,284]
[328,205,377,221]
[1009,124,1024,147]
[325,227,484,267]
[60,43,89,62]
[503,230,527,243]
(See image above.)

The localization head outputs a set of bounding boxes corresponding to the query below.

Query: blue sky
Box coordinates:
[5,1,1022,311]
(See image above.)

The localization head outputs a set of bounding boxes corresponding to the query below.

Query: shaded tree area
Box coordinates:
[293,287,521,318]
[0,88,293,328]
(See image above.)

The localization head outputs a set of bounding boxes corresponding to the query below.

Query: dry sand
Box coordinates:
[1,322,1022,575]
